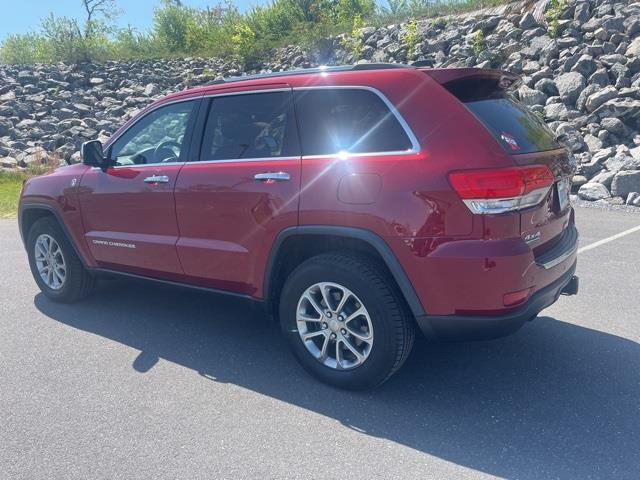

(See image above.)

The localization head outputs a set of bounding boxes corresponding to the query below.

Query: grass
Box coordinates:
[0,166,55,218]
[0,171,29,218]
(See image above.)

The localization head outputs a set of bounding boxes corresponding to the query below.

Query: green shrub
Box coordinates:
[341,14,365,61]
[472,29,485,56]
[404,17,419,61]
[231,23,257,60]
[0,33,51,64]
[0,0,514,65]
[546,0,565,38]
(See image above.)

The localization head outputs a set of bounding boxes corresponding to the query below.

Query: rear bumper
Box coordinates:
[415,260,578,341]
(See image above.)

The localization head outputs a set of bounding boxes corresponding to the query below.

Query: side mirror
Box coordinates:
[81,140,111,169]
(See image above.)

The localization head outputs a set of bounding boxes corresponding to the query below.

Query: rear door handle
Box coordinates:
[144,175,170,184]
[254,172,290,182]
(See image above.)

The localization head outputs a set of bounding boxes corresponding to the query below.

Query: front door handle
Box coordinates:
[144,175,170,184]
[254,172,290,182]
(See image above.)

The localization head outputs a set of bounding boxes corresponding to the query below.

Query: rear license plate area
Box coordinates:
[556,177,570,212]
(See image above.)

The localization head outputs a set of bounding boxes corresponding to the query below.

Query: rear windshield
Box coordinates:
[465,97,559,154]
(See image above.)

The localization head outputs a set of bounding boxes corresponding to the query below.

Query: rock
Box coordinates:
[596,196,625,206]
[594,27,608,41]
[18,147,49,167]
[584,134,603,152]
[588,69,610,87]
[594,98,640,121]
[518,85,547,106]
[572,175,588,188]
[578,182,611,201]
[544,102,569,121]
[73,103,92,116]
[611,171,640,198]
[574,2,590,23]
[590,170,616,188]
[605,155,636,173]
[555,72,586,105]
[17,71,36,84]
[555,124,585,152]
[627,37,640,57]
[16,119,37,129]
[627,192,640,206]
[0,90,15,101]
[576,84,600,112]
[89,77,104,86]
[519,12,537,30]
[571,55,597,78]
[602,17,624,33]
[0,119,12,136]
[1,157,18,168]
[626,16,640,36]
[585,86,619,112]
[143,83,160,96]
[535,78,558,96]
[601,117,626,137]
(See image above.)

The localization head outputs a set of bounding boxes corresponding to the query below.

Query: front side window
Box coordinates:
[110,101,195,166]
[294,89,414,156]
[201,91,299,160]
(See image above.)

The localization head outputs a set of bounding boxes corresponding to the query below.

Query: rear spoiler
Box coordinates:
[419,68,522,102]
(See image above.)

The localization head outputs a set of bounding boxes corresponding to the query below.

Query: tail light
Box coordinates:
[448,165,554,214]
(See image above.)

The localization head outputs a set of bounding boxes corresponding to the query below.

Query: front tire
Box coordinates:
[280,253,415,390]
[27,216,95,302]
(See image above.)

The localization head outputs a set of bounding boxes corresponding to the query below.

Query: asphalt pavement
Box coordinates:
[1,205,639,480]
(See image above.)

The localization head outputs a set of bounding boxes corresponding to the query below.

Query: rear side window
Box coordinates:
[201,91,299,160]
[294,89,413,156]
[465,97,559,155]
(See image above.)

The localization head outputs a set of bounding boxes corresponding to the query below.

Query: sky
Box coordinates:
[0,0,268,40]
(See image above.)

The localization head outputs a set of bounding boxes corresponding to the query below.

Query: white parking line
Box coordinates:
[578,224,640,254]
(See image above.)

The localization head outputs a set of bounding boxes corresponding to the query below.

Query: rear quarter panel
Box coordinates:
[295,70,518,314]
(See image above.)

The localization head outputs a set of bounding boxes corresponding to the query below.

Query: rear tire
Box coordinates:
[27,216,95,303]
[280,253,415,390]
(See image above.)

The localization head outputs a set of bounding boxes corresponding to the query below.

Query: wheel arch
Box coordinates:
[19,203,89,268]
[264,226,425,319]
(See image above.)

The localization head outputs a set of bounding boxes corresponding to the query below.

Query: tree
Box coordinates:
[380,0,409,16]
[82,0,117,25]
[81,0,118,39]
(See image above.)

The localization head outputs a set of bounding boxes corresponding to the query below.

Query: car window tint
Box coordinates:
[201,91,299,160]
[294,89,413,156]
[465,97,559,154]
[110,101,195,166]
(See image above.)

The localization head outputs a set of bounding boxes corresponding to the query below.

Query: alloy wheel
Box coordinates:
[34,234,66,290]
[296,282,374,370]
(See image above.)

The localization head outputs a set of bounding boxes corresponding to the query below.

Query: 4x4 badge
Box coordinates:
[524,231,541,245]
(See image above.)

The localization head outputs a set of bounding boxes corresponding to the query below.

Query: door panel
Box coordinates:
[175,158,300,295]
[79,164,184,275]
[174,87,301,296]
[78,98,199,276]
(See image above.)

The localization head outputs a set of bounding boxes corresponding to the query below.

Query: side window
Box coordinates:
[110,101,195,166]
[201,91,299,161]
[294,89,414,156]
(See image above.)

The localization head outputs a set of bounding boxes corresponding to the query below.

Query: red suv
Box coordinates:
[19,64,579,389]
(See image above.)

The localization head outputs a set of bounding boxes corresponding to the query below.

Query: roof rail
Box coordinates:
[207,63,414,85]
